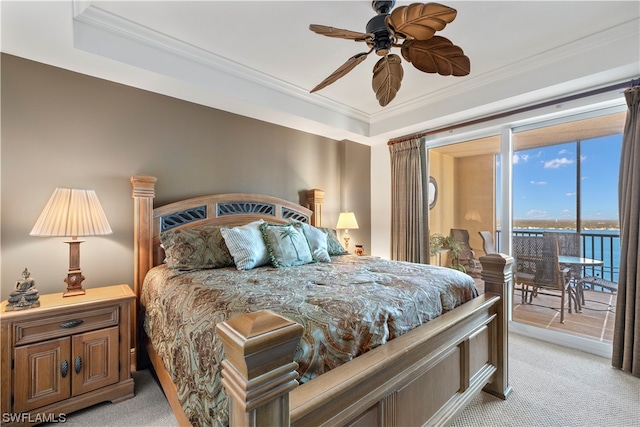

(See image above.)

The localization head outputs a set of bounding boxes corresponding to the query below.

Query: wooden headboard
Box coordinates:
[131,175,324,296]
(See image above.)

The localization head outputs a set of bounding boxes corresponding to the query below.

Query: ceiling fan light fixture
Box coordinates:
[309,1,470,107]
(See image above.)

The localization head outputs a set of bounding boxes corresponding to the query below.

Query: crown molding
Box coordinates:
[72,1,371,136]
[369,18,639,138]
[71,1,639,143]
[371,18,640,124]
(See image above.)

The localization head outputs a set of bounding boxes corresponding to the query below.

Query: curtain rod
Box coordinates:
[387,78,639,146]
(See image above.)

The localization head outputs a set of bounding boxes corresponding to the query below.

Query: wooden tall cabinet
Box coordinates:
[1,285,135,425]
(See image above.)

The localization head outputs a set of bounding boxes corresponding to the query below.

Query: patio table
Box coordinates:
[558,256,604,312]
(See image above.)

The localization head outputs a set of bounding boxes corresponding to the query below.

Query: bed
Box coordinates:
[131,175,512,427]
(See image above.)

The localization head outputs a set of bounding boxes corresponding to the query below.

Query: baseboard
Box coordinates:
[509,321,613,358]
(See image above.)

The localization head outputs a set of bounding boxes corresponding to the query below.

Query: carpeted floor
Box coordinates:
[52,332,639,427]
[49,368,177,427]
[451,333,639,427]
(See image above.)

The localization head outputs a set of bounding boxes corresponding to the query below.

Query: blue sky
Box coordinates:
[498,134,622,222]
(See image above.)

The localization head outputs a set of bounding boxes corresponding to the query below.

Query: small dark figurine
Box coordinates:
[6,268,40,311]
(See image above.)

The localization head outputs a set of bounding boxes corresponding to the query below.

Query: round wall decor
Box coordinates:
[428,176,438,210]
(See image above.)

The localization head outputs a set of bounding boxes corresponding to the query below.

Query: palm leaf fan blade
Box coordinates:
[310,52,370,93]
[309,24,371,42]
[388,3,457,40]
[401,36,470,76]
[372,54,404,107]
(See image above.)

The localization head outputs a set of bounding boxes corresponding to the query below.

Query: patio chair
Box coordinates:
[578,276,618,294]
[450,228,480,274]
[544,231,581,276]
[513,235,573,323]
[478,230,496,254]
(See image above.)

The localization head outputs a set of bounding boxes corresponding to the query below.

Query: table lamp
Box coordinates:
[336,211,359,250]
[30,188,112,297]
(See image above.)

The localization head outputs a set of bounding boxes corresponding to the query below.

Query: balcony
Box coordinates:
[494,230,618,342]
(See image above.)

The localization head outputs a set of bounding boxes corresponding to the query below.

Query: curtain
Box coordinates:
[612,85,640,377]
[389,138,428,263]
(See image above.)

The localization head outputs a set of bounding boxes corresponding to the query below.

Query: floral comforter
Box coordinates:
[141,255,478,426]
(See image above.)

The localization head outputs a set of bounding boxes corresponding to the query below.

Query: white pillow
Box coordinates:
[297,222,331,262]
[220,220,269,270]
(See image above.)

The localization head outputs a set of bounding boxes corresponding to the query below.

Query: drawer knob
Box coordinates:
[60,319,84,328]
[61,360,69,378]
[75,356,82,374]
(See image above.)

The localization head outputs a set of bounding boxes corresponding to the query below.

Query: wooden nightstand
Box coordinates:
[0,285,135,425]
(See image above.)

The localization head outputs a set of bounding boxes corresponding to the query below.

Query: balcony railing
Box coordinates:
[495,229,619,284]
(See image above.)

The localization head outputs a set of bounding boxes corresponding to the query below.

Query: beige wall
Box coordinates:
[427,150,454,265]
[454,155,495,256]
[1,54,371,299]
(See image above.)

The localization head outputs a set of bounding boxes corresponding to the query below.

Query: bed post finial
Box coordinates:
[479,253,513,400]
[306,189,324,227]
[131,175,157,370]
[216,310,303,427]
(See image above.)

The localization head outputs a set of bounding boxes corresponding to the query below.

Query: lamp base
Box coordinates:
[343,235,351,250]
[64,270,86,297]
[63,239,86,297]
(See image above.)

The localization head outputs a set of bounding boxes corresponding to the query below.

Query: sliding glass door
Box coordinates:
[427,109,624,353]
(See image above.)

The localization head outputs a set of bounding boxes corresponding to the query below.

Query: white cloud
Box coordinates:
[513,153,530,164]
[526,209,548,218]
[544,157,574,168]
[529,180,547,185]
[560,209,575,219]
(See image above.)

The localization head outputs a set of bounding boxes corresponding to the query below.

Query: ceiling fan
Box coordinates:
[309,1,470,107]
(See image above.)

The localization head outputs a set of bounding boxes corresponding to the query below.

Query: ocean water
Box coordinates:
[581,230,620,283]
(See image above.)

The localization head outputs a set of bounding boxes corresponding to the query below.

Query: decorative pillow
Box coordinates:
[160,225,234,270]
[260,222,314,268]
[220,220,270,270]
[318,227,348,255]
[294,221,331,262]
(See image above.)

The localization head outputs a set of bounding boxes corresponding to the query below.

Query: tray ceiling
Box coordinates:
[2,1,639,145]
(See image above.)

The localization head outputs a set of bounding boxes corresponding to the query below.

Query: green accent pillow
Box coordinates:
[160,225,234,270]
[260,223,314,268]
[318,227,348,255]
[292,221,331,262]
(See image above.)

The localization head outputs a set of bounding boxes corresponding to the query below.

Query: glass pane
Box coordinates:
[580,135,621,230]
[512,141,577,231]
[428,135,500,271]
[580,134,622,282]
[510,112,624,339]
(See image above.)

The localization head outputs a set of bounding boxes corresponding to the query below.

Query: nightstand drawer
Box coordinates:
[13,306,119,346]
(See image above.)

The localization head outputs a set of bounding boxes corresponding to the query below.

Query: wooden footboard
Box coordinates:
[217,254,513,427]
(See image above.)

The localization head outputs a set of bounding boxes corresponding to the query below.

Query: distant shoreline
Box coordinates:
[502,219,620,231]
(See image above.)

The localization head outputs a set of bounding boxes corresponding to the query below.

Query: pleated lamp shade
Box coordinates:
[30,188,112,238]
[30,188,112,297]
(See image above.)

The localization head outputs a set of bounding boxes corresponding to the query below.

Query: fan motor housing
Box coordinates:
[366,14,393,55]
